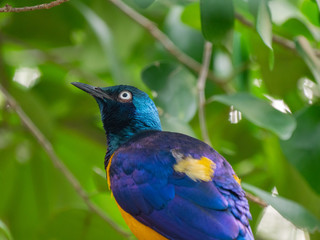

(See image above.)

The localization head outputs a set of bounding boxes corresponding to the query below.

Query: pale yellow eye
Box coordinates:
[118,91,132,101]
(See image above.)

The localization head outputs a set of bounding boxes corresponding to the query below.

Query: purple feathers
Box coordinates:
[109,131,254,240]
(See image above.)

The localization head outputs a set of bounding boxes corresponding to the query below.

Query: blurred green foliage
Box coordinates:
[0,0,320,239]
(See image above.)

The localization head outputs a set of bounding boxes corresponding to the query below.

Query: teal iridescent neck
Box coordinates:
[106,119,161,156]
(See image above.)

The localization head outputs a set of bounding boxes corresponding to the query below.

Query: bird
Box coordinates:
[72,82,254,240]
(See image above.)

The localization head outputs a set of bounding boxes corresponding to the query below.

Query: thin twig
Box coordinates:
[0,0,69,12]
[107,0,231,93]
[197,41,212,145]
[235,12,320,58]
[0,84,131,238]
[197,40,267,207]
[246,192,268,208]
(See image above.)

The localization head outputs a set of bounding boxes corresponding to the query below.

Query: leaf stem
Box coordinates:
[246,192,268,208]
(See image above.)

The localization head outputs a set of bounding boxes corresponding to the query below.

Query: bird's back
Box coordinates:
[108,130,253,240]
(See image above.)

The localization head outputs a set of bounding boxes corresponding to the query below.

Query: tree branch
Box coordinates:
[107,0,232,93]
[246,192,268,208]
[0,84,131,238]
[0,0,69,13]
[235,12,320,58]
[197,41,213,145]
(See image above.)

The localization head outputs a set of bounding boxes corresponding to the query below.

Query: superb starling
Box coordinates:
[72,82,253,240]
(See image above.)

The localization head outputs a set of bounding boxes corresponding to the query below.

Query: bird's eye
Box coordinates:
[118,91,132,102]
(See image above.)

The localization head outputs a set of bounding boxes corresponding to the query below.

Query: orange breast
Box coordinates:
[116,202,168,240]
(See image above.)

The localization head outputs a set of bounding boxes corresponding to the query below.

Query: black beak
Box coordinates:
[71,82,112,100]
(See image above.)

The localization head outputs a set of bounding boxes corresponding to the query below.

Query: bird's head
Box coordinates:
[72,82,161,150]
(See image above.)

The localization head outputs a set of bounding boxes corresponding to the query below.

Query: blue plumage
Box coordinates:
[72,83,254,240]
[110,131,253,240]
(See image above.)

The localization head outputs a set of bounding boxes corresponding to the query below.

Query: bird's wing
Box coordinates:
[110,135,252,240]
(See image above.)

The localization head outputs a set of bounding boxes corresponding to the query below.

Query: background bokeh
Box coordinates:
[0,0,320,239]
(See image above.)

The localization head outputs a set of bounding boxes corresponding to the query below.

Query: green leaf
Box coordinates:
[213,93,296,140]
[200,0,234,42]
[142,62,197,122]
[0,220,12,240]
[249,0,274,68]
[133,0,155,8]
[295,36,320,86]
[256,0,273,50]
[268,1,320,41]
[243,183,320,233]
[301,0,320,26]
[257,0,274,69]
[181,2,201,30]
[280,106,320,194]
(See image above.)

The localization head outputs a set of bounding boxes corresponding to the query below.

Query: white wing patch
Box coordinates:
[172,150,216,182]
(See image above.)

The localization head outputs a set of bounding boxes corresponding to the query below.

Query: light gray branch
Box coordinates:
[0,0,68,12]
[197,41,213,145]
